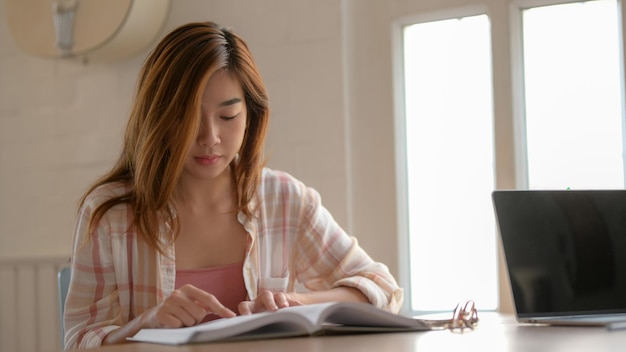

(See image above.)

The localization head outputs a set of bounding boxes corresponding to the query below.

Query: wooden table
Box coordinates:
[66,314,626,352]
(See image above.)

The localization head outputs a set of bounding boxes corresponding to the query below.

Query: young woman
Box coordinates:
[64,21,403,349]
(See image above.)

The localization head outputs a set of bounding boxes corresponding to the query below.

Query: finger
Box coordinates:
[200,294,237,318]
[160,290,208,326]
[156,304,198,327]
[179,284,237,318]
[238,301,254,315]
[274,292,290,309]
[145,306,184,329]
[284,293,303,307]
[258,290,279,312]
[151,299,199,328]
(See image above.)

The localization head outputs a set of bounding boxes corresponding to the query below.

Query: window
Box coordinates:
[395,0,625,315]
[399,14,498,313]
[522,0,624,189]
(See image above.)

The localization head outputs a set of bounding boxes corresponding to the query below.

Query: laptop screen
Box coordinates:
[492,190,626,318]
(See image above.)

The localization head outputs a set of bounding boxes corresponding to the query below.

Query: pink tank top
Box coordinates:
[175,261,247,322]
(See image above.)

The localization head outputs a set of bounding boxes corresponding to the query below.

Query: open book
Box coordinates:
[128,301,440,345]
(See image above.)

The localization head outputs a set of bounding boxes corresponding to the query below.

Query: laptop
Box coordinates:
[492,189,626,327]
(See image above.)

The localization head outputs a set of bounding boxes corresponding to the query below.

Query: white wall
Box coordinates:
[0,0,352,262]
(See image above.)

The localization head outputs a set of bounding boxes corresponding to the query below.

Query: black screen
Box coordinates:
[492,190,626,318]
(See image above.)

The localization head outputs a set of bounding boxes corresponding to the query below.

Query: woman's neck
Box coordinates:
[176,168,237,213]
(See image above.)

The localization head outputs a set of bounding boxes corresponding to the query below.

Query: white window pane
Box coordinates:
[523,0,624,189]
[403,15,497,312]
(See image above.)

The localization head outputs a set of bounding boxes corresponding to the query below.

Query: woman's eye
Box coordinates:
[221,114,238,121]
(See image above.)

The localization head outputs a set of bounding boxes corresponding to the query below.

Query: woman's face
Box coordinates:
[183,70,247,182]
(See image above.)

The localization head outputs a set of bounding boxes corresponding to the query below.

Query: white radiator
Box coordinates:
[0,256,70,352]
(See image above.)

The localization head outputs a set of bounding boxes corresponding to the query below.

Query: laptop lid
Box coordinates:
[492,190,626,321]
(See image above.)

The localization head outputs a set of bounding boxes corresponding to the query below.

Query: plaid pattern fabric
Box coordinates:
[64,168,403,349]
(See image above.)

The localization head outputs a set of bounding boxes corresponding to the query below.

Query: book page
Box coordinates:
[320,302,431,329]
[129,302,432,345]
[129,306,325,345]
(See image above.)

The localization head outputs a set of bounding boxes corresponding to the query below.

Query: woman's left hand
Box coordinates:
[238,289,303,315]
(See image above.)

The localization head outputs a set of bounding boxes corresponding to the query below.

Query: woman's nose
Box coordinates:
[198,120,220,147]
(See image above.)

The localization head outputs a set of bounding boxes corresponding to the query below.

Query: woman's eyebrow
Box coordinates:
[219,98,242,107]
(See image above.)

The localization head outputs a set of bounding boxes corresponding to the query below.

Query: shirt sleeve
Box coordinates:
[63,189,126,350]
[287,175,404,313]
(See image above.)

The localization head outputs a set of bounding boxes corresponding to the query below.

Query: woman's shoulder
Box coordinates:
[260,167,305,189]
[81,182,131,210]
[258,167,321,201]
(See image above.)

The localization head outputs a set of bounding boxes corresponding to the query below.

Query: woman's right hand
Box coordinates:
[142,284,237,328]
[102,284,236,345]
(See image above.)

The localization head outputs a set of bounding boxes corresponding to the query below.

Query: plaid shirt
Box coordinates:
[64,168,403,349]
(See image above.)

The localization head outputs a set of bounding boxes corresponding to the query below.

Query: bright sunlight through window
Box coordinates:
[523,0,625,189]
[402,15,498,312]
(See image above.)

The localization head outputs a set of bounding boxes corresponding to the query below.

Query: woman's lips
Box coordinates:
[194,155,221,166]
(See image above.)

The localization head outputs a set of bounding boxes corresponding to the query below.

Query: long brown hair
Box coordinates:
[79,22,269,253]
